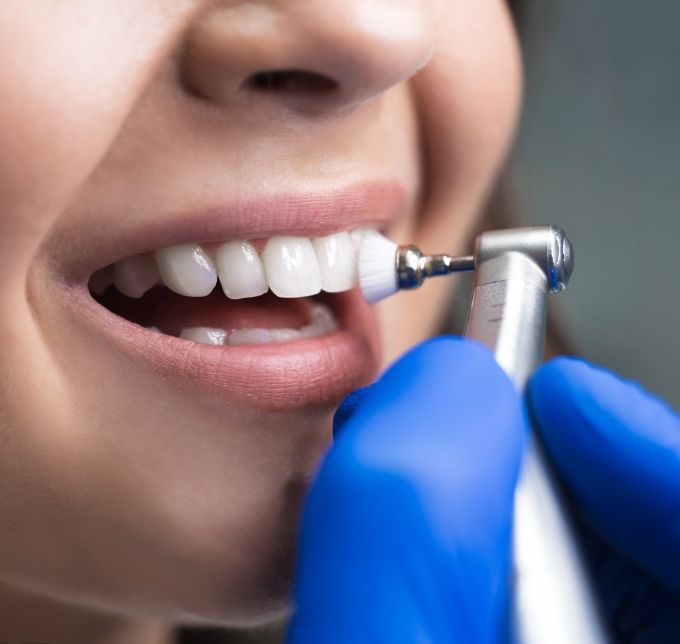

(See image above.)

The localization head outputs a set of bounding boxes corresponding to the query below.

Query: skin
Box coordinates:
[0,1,521,643]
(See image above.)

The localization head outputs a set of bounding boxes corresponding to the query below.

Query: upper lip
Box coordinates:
[59,180,406,284]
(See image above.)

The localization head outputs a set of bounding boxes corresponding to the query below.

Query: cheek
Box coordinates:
[414,0,522,239]
[0,1,192,271]
[378,2,522,361]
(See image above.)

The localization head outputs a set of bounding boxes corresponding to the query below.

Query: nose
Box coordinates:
[181,1,434,115]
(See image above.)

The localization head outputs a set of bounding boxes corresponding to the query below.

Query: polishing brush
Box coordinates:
[358,230,475,304]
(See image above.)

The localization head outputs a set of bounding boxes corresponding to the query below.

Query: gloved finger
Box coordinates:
[332,385,374,439]
[529,357,680,593]
[288,337,525,644]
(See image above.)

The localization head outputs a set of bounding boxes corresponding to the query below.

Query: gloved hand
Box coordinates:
[287,337,525,644]
[530,358,680,643]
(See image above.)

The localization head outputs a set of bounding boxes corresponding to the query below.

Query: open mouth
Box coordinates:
[88,229,367,347]
[61,183,401,407]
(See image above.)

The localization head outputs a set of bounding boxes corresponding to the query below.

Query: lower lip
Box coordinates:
[65,284,382,410]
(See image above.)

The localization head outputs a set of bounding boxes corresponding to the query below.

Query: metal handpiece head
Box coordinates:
[475,225,574,294]
[546,226,574,293]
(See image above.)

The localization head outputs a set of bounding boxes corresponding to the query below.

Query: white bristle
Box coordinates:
[358,230,399,304]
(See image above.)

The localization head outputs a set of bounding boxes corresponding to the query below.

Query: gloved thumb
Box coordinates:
[530,357,680,593]
[288,337,525,644]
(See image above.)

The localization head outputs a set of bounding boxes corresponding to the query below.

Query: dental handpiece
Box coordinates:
[358,226,610,644]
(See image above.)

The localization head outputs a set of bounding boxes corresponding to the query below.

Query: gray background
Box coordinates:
[512,1,680,407]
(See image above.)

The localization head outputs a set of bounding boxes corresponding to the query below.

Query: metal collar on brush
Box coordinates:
[395,246,475,290]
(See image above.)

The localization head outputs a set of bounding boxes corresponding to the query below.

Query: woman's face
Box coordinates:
[0,0,520,625]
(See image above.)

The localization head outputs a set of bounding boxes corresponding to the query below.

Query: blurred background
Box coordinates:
[512,0,680,407]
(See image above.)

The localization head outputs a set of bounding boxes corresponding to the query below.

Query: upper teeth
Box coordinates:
[261,237,322,298]
[95,229,368,299]
[113,255,160,298]
[215,241,268,299]
[155,244,217,297]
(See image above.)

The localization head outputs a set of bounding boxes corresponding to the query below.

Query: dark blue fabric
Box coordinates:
[288,337,524,644]
[530,357,680,643]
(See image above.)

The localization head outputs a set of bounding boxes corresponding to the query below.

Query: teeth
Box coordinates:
[267,328,303,342]
[226,328,302,344]
[227,328,281,345]
[179,327,228,345]
[312,232,357,293]
[301,303,339,338]
[261,237,322,298]
[113,255,160,298]
[155,244,217,297]
[350,228,369,253]
[229,327,311,345]
[100,228,375,301]
[177,303,338,346]
[216,241,268,299]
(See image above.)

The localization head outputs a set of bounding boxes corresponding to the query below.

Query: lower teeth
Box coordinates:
[179,327,228,345]
[173,303,338,346]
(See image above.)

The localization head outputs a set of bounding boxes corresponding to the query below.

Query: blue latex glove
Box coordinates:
[530,358,680,643]
[287,337,525,644]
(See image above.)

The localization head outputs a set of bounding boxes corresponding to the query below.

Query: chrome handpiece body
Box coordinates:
[464,227,609,644]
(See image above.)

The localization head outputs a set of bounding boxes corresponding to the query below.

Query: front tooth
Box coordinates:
[179,327,227,345]
[312,232,357,293]
[216,241,268,299]
[350,228,369,253]
[227,327,303,345]
[113,255,160,298]
[155,244,217,297]
[261,237,321,298]
[268,328,302,342]
[301,303,338,338]
[227,328,274,345]
[310,302,337,326]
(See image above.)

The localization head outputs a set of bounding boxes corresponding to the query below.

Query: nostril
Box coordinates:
[244,69,338,94]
